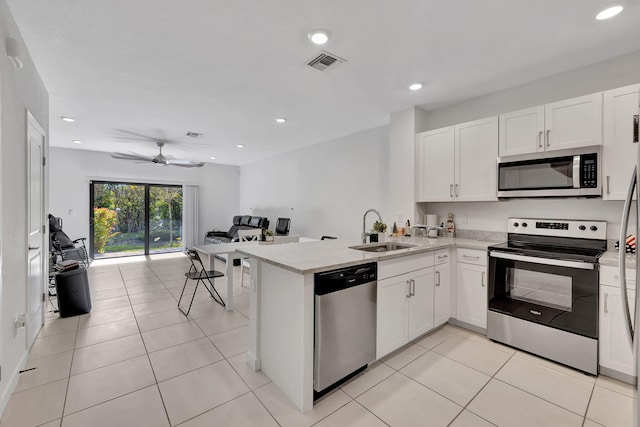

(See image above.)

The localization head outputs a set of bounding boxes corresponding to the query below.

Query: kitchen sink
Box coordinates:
[349,242,417,252]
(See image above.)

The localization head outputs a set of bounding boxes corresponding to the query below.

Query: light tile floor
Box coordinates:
[1,253,636,426]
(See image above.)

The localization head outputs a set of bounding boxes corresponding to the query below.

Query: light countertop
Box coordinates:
[236,236,500,275]
[600,250,637,269]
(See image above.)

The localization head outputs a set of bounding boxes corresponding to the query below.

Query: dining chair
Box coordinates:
[238,229,262,287]
[178,248,225,316]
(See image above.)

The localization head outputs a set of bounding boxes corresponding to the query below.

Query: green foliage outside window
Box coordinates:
[93,207,120,254]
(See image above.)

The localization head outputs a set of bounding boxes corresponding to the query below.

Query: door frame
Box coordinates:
[89,180,183,257]
[26,111,47,347]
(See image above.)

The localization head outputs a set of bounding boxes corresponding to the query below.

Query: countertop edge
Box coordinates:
[237,238,497,275]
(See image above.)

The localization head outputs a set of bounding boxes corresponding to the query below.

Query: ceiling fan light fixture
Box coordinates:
[72,140,83,144]
[596,5,623,20]
[61,116,75,122]
[308,29,330,45]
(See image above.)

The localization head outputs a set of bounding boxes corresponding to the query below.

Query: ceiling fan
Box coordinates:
[110,141,205,168]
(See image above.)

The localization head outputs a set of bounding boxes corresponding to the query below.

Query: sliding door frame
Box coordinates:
[89,180,183,258]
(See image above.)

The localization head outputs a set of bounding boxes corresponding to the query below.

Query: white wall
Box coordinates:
[388,107,428,227]
[417,50,640,240]
[0,0,50,414]
[239,126,389,240]
[419,199,627,240]
[49,147,240,247]
[423,50,640,130]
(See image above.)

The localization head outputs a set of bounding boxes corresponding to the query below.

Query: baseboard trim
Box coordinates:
[0,350,28,418]
[599,366,637,386]
[447,318,487,335]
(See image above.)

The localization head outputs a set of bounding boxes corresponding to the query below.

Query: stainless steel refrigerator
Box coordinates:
[618,111,640,426]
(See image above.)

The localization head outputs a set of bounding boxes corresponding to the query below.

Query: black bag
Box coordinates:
[56,267,92,317]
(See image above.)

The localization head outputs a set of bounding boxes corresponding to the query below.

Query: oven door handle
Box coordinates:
[619,165,636,345]
[488,251,595,270]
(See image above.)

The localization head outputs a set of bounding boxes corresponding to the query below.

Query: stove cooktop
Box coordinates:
[488,241,606,263]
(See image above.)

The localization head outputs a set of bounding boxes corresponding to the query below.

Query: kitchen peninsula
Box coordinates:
[237,235,499,412]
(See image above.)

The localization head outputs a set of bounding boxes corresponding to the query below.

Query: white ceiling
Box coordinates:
[7,0,640,166]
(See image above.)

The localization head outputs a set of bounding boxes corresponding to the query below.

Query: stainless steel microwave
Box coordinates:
[497,146,601,198]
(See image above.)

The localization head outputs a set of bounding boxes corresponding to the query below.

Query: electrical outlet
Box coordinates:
[13,314,27,337]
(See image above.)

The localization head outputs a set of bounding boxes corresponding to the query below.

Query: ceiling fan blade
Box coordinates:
[112,129,160,141]
[167,160,205,168]
[111,152,154,162]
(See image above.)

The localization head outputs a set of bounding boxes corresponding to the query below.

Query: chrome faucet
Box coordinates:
[362,208,383,244]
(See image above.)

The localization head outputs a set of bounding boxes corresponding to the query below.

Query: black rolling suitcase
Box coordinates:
[55,267,92,317]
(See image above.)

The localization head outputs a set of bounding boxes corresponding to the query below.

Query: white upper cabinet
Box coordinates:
[416,117,498,202]
[544,93,603,151]
[455,116,499,201]
[603,84,640,200]
[499,106,545,156]
[416,127,455,202]
[498,93,603,156]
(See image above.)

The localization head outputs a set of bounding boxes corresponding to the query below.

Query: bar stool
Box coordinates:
[178,249,225,316]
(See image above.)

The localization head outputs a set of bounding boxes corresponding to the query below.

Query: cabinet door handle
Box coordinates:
[538,130,543,149]
[633,114,639,143]
[481,272,485,287]
[437,255,448,260]
[607,175,610,195]
[604,293,609,314]
[545,129,550,147]
[410,279,416,297]
[436,271,440,286]
[406,280,411,298]
[455,184,459,197]
[463,254,480,260]
[450,184,453,198]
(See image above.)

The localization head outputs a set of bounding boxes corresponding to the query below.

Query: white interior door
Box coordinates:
[27,112,46,347]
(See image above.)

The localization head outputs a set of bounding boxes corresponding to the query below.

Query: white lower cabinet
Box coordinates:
[377,253,435,359]
[434,249,452,327]
[456,249,487,329]
[599,266,637,378]
[376,267,434,359]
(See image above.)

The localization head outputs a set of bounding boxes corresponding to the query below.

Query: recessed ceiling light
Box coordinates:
[275,117,287,123]
[596,5,623,20]
[236,144,245,148]
[210,156,216,160]
[308,29,331,45]
[409,83,423,91]
[72,140,82,144]
[61,116,75,122]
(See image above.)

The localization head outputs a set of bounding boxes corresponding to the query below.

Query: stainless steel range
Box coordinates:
[487,218,607,375]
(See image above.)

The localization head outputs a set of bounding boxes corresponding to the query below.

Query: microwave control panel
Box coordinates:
[580,153,597,188]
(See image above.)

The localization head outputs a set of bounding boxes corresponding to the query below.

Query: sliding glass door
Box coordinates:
[90,181,183,258]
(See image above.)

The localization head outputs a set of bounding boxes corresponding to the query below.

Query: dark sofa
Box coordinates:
[204,215,269,245]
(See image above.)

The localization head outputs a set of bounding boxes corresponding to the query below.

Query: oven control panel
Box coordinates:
[508,218,606,240]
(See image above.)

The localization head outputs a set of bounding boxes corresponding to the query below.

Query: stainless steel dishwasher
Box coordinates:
[314,262,377,399]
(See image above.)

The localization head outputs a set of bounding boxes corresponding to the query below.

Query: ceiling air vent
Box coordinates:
[306,51,346,71]
[186,131,203,138]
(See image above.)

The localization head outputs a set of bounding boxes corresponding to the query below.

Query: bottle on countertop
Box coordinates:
[446,213,455,237]
[392,221,398,236]
[404,220,411,236]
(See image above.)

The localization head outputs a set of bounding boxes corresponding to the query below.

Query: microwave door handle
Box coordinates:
[572,156,580,189]
[619,165,636,346]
